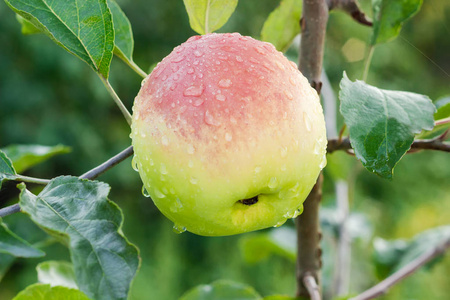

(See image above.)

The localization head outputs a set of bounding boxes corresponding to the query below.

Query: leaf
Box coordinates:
[434,96,450,120]
[37,261,78,289]
[415,97,450,139]
[13,283,91,300]
[373,226,450,277]
[0,219,45,257]
[182,0,238,35]
[0,150,17,189]
[5,0,115,78]
[371,0,423,45]
[0,253,15,282]
[107,0,134,62]
[260,0,302,52]
[239,227,296,264]
[180,280,262,300]
[339,72,435,179]
[16,14,41,35]
[263,296,297,300]
[18,176,140,300]
[2,144,71,174]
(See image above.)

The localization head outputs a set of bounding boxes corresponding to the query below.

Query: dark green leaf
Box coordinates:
[339,73,435,179]
[5,0,114,78]
[180,280,262,300]
[371,0,423,45]
[37,261,77,289]
[107,0,134,62]
[373,226,450,277]
[0,219,45,257]
[239,227,296,264]
[0,253,16,282]
[13,283,91,300]
[2,144,71,174]
[261,0,302,52]
[18,176,140,300]
[183,0,238,35]
[0,150,17,189]
[16,14,41,35]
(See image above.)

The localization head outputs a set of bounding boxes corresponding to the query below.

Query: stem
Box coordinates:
[303,273,322,300]
[98,74,132,125]
[0,146,134,218]
[435,117,450,126]
[14,175,50,185]
[79,146,134,180]
[350,237,450,300]
[126,59,148,79]
[362,46,374,82]
[338,124,347,143]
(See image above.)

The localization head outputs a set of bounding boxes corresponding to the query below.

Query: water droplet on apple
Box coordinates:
[280,147,288,158]
[190,177,198,185]
[225,132,232,142]
[161,135,169,146]
[273,219,286,228]
[303,112,312,132]
[275,60,285,70]
[319,154,327,169]
[173,224,186,234]
[218,79,232,88]
[170,198,183,212]
[314,140,322,155]
[141,186,151,198]
[187,144,195,154]
[154,188,166,198]
[187,67,194,74]
[254,46,266,55]
[183,84,204,97]
[160,163,168,175]
[193,98,204,106]
[161,75,168,81]
[131,156,139,172]
[284,90,294,100]
[215,94,226,101]
[268,177,278,189]
[289,76,296,85]
[141,78,147,86]
[236,56,244,62]
[172,55,185,63]
[204,110,221,126]
[293,208,302,218]
[193,50,203,57]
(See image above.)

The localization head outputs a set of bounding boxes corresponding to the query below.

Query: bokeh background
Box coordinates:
[0,0,449,299]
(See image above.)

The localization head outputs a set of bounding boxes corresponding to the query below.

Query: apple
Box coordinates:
[131,33,327,236]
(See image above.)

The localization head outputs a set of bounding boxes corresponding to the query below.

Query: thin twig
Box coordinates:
[14,175,51,185]
[0,146,134,218]
[98,74,132,125]
[435,117,450,126]
[79,146,134,180]
[327,0,372,26]
[362,46,374,82]
[126,59,148,79]
[303,273,322,300]
[327,137,450,153]
[350,238,450,300]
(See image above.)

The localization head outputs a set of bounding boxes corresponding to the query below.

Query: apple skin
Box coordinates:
[131,33,327,236]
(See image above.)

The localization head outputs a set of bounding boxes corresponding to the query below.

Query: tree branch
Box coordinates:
[350,237,450,300]
[327,137,450,154]
[0,146,134,218]
[326,0,372,26]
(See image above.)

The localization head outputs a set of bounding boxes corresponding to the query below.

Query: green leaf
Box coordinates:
[260,0,302,52]
[107,0,134,62]
[434,96,450,120]
[182,0,238,35]
[371,0,423,45]
[16,14,41,35]
[263,296,297,300]
[239,227,296,264]
[18,176,140,300]
[415,97,450,139]
[374,226,450,278]
[0,219,45,257]
[0,150,17,189]
[37,261,77,289]
[13,283,91,300]
[2,144,71,174]
[180,280,262,300]
[339,72,435,179]
[5,0,115,78]
[0,253,15,282]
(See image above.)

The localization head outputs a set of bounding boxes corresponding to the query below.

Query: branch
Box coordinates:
[0,146,134,218]
[327,0,372,26]
[350,238,450,300]
[327,138,450,154]
[303,273,322,300]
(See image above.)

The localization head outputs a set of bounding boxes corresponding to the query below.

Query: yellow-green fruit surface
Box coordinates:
[131,33,327,236]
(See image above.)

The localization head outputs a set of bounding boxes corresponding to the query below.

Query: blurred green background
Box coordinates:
[0,0,449,299]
